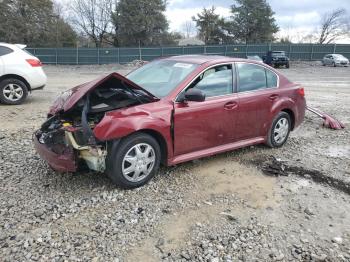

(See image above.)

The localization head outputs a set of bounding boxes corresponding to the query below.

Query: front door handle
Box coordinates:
[269,94,279,101]
[224,101,238,110]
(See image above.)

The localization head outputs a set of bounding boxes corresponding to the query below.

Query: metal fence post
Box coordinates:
[76,45,79,65]
[310,44,314,61]
[204,46,207,54]
[289,44,292,60]
[117,48,120,64]
[224,45,227,56]
[55,48,58,65]
[161,47,163,57]
[97,48,100,64]
[333,43,337,53]
[245,44,248,57]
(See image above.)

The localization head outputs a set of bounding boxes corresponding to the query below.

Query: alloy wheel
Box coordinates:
[122,143,156,182]
[273,118,289,144]
[3,84,24,102]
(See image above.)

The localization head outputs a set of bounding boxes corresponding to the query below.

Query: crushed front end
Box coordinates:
[34,114,107,173]
[33,72,157,173]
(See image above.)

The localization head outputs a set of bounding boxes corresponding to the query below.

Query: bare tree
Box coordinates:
[318,8,349,44]
[70,0,114,47]
[181,20,196,38]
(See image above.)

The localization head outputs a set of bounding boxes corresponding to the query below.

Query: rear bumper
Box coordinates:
[335,62,349,66]
[272,61,288,65]
[294,98,306,129]
[33,132,77,172]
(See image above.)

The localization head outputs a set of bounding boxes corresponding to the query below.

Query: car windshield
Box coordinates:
[333,54,346,59]
[247,56,261,60]
[126,60,199,98]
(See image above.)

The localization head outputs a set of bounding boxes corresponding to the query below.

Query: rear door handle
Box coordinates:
[224,101,238,110]
[269,94,279,100]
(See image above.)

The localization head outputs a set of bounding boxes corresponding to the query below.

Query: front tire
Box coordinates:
[0,78,28,105]
[266,112,291,148]
[106,133,161,189]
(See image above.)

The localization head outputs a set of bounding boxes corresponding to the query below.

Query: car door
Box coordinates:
[235,62,279,140]
[0,47,7,76]
[0,57,3,76]
[327,55,333,65]
[173,64,238,156]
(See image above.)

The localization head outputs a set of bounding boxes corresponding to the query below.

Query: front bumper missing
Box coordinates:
[65,132,106,172]
[33,131,107,173]
[33,132,78,172]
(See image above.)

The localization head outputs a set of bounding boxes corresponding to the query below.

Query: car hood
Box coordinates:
[49,72,158,115]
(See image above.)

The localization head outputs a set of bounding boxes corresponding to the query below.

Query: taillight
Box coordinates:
[297,87,305,97]
[26,59,42,67]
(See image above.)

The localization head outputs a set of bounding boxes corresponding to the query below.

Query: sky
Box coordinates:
[58,0,350,43]
[165,0,350,42]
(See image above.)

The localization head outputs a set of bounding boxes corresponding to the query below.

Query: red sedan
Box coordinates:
[34,55,306,188]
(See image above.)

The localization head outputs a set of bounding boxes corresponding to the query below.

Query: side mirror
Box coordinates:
[179,89,206,103]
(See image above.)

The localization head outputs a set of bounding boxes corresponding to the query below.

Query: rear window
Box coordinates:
[272,52,285,57]
[0,46,13,56]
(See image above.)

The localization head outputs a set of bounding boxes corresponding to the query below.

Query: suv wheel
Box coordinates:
[266,112,291,148]
[106,133,161,189]
[0,78,28,105]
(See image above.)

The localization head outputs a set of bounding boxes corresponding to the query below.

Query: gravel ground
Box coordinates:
[0,62,350,261]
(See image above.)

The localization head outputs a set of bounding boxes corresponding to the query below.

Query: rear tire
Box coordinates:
[106,133,161,189]
[266,112,291,148]
[0,78,28,105]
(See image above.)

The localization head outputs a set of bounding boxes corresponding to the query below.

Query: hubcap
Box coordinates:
[273,118,289,144]
[3,84,23,102]
[122,143,156,182]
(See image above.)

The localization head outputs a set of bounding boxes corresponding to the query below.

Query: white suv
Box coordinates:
[0,43,47,105]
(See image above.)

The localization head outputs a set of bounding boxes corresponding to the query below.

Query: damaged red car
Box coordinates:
[34,55,306,188]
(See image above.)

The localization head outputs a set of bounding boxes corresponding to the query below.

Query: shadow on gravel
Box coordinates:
[250,156,350,195]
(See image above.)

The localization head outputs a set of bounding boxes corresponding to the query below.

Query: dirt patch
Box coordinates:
[126,156,279,261]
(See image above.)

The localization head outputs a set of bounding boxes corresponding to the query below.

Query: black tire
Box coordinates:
[266,112,291,148]
[106,132,161,189]
[286,63,290,68]
[0,78,28,105]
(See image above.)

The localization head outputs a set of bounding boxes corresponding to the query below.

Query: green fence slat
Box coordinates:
[25,44,350,64]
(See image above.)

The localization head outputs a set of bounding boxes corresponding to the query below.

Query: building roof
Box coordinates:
[178,37,205,46]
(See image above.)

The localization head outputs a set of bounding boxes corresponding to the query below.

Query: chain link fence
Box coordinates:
[26,44,350,65]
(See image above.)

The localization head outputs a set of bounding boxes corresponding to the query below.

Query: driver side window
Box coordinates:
[187,65,233,98]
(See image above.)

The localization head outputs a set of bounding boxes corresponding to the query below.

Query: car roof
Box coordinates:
[161,55,252,65]
[0,43,26,50]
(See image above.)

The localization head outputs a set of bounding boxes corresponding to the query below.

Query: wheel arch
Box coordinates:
[0,74,31,91]
[138,129,168,166]
[110,129,169,166]
[281,108,295,130]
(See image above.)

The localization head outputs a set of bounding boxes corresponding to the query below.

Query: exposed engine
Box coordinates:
[35,74,154,172]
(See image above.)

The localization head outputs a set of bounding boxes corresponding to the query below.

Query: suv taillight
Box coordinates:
[297,87,305,97]
[26,59,42,67]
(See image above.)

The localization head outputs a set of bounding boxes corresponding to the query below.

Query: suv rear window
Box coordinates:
[272,52,285,57]
[0,46,14,56]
